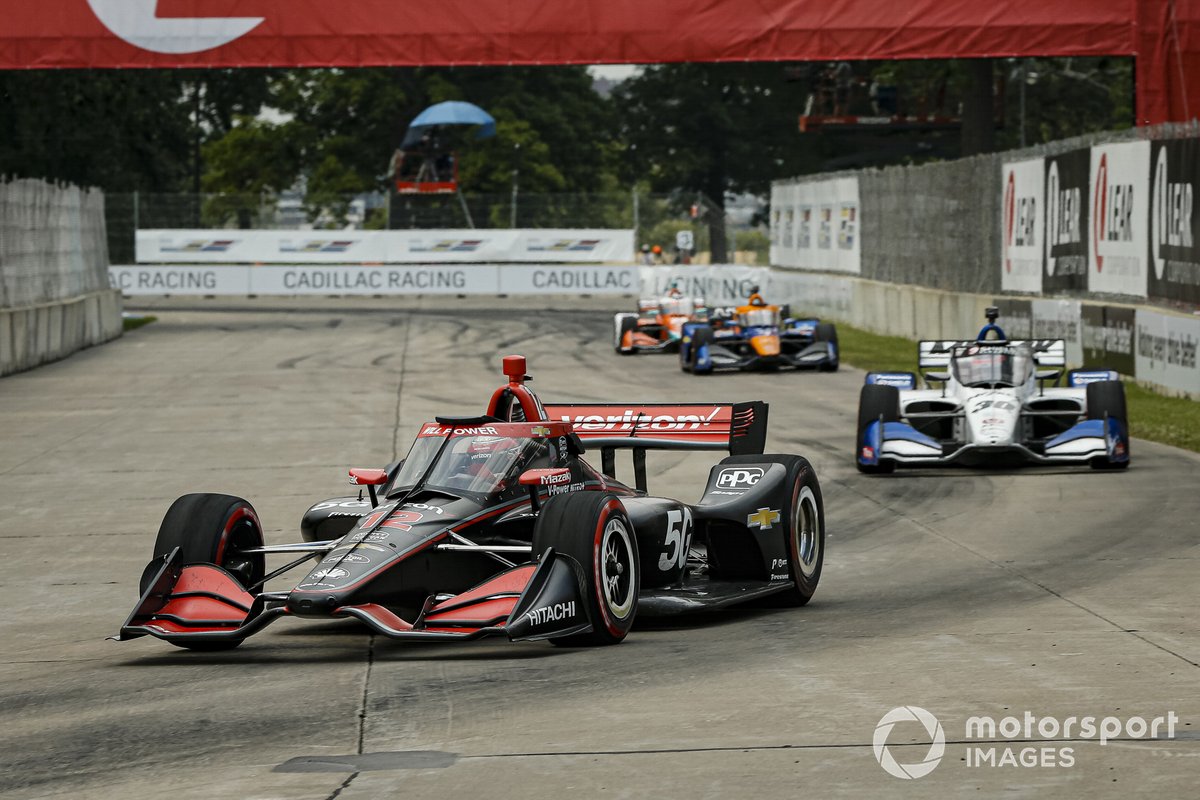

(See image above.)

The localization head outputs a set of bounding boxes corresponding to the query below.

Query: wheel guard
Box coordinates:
[116,547,591,645]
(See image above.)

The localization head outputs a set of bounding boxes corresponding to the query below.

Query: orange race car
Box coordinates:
[613,284,711,354]
[679,287,840,374]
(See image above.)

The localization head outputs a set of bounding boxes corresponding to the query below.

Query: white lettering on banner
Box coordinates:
[1031,299,1083,367]
[1001,159,1045,294]
[505,266,639,294]
[1089,142,1149,297]
[109,265,246,295]
[1045,160,1086,278]
[1151,145,1198,284]
[1135,309,1200,396]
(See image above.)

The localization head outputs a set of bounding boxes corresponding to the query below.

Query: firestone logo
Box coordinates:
[88,0,264,55]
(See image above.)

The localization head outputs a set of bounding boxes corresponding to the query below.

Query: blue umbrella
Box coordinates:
[401,101,496,148]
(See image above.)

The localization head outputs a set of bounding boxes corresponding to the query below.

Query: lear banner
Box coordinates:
[136,229,635,265]
[1089,141,1150,297]
[1044,149,1090,293]
[111,264,640,295]
[770,177,861,274]
[1001,158,1045,294]
[1149,139,1200,305]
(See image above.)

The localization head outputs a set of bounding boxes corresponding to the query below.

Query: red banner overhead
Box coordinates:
[3,1,1197,125]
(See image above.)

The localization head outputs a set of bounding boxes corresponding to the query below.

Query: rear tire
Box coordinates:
[815,322,839,372]
[615,315,637,355]
[142,493,266,595]
[1086,380,1130,470]
[533,492,639,646]
[719,454,825,606]
[856,384,899,474]
[683,326,714,375]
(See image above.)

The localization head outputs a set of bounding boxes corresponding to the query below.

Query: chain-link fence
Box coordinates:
[104,190,767,265]
[1,178,109,308]
[784,120,1200,296]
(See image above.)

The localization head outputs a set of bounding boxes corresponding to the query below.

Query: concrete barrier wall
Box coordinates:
[0,289,124,377]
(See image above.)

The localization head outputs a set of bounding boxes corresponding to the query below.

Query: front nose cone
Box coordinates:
[751,334,780,356]
[287,593,341,616]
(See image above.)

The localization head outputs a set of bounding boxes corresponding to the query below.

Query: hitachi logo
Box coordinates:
[560,408,721,432]
[527,601,576,626]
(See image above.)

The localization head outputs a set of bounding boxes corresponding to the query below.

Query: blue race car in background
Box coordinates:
[679,287,839,374]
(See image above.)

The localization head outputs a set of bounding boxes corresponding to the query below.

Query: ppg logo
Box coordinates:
[716,467,764,489]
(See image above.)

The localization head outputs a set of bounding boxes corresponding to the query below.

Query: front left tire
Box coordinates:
[533,492,640,646]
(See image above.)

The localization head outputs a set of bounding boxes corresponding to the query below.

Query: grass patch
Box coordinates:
[122,314,157,332]
[834,321,1200,454]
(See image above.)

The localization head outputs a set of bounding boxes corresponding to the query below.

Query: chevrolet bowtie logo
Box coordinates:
[531,426,552,436]
[747,507,781,529]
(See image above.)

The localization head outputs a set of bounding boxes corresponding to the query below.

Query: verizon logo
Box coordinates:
[559,408,722,432]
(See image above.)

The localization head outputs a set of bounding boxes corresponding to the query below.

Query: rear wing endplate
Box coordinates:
[918,339,1067,369]
[542,401,768,492]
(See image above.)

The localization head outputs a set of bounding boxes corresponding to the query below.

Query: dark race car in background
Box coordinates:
[117,356,826,651]
[679,288,839,374]
[855,310,1131,472]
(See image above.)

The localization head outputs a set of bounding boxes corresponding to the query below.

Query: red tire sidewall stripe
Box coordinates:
[593,497,625,636]
[217,505,258,565]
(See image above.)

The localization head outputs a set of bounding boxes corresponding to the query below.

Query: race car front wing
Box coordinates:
[115,545,591,647]
[858,415,1130,468]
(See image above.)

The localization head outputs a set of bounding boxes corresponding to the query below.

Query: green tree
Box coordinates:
[615,63,814,261]
[201,116,301,228]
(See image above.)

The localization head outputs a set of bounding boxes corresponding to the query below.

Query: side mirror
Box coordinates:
[923,371,951,383]
[518,468,572,513]
[349,468,388,507]
[1035,369,1062,382]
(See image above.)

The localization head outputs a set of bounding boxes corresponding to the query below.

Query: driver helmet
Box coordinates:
[747,285,767,306]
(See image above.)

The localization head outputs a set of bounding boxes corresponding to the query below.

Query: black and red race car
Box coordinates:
[117,356,826,650]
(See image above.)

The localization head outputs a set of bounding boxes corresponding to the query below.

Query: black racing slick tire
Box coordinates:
[533,492,640,646]
[720,454,825,606]
[141,493,266,596]
[615,315,637,355]
[815,322,839,372]
[856,384,899,474]
[682,326,714,375]
[1086,380,1131,470]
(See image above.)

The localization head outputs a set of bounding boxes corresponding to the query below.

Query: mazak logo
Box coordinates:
[88,0,264,55]
[874,706,946,780]
[1151,146,1194,281]
[716,467,764,489]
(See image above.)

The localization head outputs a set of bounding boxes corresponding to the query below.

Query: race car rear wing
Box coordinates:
[918,339,1067,369]
[542,401,768,491]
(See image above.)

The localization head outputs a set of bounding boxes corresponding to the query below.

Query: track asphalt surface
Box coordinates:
[1,296,1197,798]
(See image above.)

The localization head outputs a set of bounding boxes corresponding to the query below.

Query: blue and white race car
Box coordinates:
[855,311,1130,472]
